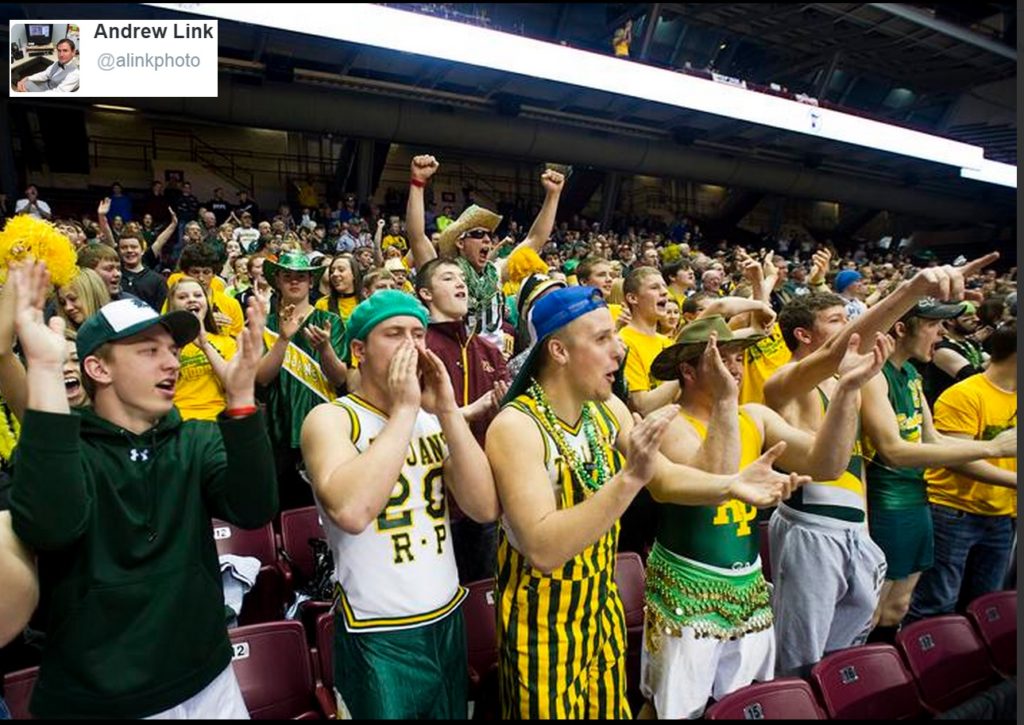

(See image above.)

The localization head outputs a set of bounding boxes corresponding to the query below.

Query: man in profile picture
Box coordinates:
[16,38,79,92]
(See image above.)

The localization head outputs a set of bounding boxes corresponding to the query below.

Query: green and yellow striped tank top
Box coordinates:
[496,394,629,718]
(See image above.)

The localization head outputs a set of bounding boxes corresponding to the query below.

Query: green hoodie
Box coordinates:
[10,406,278,718]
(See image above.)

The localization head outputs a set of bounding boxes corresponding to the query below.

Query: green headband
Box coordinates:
[342,290,429,357]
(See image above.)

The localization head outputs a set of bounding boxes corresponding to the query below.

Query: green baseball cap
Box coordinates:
[77,298,200,359]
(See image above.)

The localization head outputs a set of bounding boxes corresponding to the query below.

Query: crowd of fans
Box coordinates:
[0,156,1016,720]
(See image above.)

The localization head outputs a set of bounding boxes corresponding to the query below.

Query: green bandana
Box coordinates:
[455,256,500,320]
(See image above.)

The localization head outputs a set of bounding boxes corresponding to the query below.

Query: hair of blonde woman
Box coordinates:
[57,268,111,330]
[607,277,626,306]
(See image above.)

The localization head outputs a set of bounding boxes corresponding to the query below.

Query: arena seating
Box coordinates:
[895,615,1000,713]
[965,590,1017,677]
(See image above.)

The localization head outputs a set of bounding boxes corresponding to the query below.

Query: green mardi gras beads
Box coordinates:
[528,379,610,493]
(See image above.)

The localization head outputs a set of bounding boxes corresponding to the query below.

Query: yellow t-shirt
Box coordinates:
[608,303,624,323]
[619,326,672,393]
[381,234,408,253]
[926,374,1017,516]
[740,323,792,405]
[174,333,237,421]
[314,294,358,323]
[667,288,688,310]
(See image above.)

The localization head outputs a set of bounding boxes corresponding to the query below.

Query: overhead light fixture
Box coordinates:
[92,104,138,112]
[959,159,1017,189]
[147,3,1000,175]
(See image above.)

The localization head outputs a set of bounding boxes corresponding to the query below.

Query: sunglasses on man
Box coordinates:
[462,229,492,240]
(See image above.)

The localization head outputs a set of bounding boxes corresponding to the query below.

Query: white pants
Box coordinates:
[641,623,775,719]
[145,665,249,720]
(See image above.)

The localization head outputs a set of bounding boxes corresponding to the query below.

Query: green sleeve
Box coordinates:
[10,411,91,550]
[326,310,349,367]
[202,410,279,528]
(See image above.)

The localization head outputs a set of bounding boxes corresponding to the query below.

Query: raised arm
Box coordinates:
[201,297,278,527]
[765,253,1001,408]
[0,279,28,420]
[9,263,90,551]
[146,207,178,265]
[861,371,1014,469]
[301,344,422,533]
[96,198,117,247]
[756,332,892,480]
[407,155,440,267]
[497,171,565,280]
[657,334,740,474]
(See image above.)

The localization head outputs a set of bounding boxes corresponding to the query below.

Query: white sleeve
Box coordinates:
[24,64,56,83]
[55,67,80,93]
[37,200,52,216]
[14,200,28,213]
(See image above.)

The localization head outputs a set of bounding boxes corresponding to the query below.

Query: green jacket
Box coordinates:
[10,406,278,718]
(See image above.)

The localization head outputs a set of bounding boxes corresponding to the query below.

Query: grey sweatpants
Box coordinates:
[769,504,887,677]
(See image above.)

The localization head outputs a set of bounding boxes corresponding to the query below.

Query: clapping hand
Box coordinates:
[837,332,893,390]
[11,262,67,370]
[730,441,809,508]
[303,319,332,353]
[222,296,267,407]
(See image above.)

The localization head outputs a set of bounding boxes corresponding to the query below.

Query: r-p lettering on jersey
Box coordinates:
[391,532,414,564]
[433,523,447,555]
[712,500,757,537]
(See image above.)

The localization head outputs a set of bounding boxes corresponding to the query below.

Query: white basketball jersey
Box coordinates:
[319,394,465,633]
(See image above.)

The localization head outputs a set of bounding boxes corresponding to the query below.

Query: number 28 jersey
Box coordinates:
[319,394,466,633]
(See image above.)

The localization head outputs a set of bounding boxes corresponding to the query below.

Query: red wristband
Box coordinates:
[224,405,258,419]
[409,177,426,188]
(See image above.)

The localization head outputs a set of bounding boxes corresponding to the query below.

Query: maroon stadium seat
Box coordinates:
[229,621,325,719]
[705,678,826,720]
[2,666,38,720]
[462,578,499,720]
[313,611,337,719]
[212,518,288,624]
[810,643,929,719]
[614,551,645,711]
[966,590,1016,677]
[895,615,999,712]
[280,506,326,584]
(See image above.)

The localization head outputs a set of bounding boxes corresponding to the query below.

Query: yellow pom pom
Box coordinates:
[0,216,79,288]
[505,247,549,286]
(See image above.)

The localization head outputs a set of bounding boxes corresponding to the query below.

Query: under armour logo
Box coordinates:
[130,448,150,462]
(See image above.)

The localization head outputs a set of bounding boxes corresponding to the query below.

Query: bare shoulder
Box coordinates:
[301,401,353,442]
[487,404,544,454]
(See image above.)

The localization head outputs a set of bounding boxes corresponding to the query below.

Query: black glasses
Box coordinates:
[462,229,492,240]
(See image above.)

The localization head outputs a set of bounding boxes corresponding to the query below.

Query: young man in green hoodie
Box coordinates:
[8,261,278,719]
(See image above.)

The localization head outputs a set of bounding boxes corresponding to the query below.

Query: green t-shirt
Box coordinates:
[866,360,927,510]
[262,307,345,449]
